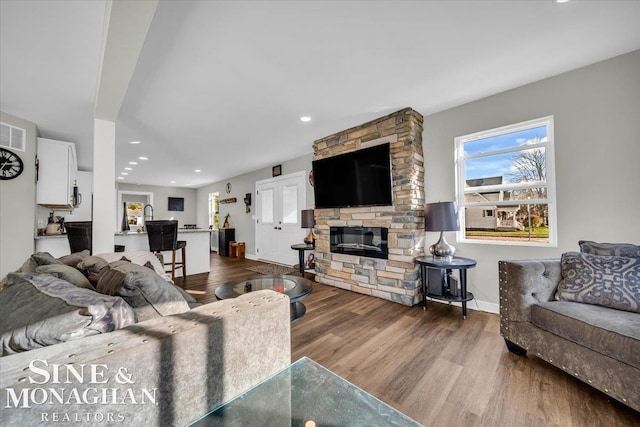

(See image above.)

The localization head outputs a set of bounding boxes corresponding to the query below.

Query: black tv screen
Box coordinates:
[168,197,184,211]
[313,143,392,209]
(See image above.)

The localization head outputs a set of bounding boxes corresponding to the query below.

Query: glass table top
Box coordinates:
[190,357,421,427]
[215,275,313,302]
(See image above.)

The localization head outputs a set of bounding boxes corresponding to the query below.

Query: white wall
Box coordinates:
[0,112,37,276]
[423,50,640,308]
[117,183,197,226]
[196,153,314,256]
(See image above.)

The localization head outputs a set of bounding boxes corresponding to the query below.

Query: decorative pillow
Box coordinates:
[557,252,640,313]
[95,251,168,280]
[579,240,640,259]
[31,252,65,267]
[96,262,190,322]
[57,250,90,267]
[0,273,136,355]
[35,264,94,290]
[1,252,64,292]
[77,256,109,275]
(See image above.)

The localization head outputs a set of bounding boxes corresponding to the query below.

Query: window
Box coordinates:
[208,192,219,229]
[455,116,557,246]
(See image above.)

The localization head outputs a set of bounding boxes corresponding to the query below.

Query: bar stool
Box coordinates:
[145,220,186,280]
[65,221,126,255]
[65,221,93,254]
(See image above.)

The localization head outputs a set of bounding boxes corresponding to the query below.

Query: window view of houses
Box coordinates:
[456,118,555,244]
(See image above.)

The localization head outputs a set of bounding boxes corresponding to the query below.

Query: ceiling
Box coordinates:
[2,1,639,188]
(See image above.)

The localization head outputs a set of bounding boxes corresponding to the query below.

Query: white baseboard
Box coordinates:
[427,297,499,314]
[245,253,258,260]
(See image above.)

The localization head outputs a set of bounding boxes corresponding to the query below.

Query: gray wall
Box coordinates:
[196,153,314,256]
[423,50,640,308]
[116,183,197,226]
[0,112,37,276]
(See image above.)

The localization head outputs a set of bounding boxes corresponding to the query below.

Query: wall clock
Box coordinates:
[0,147,24,180]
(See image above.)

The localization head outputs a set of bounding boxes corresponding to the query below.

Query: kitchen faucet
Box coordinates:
[143,204,154,229]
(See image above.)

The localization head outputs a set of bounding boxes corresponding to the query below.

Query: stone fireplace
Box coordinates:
[312,108,425,305]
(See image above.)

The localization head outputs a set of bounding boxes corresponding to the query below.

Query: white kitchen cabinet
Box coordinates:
[36,138,77,209]
[63,171,93,221]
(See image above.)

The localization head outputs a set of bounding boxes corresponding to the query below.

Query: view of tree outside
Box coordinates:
[457,118,555,244]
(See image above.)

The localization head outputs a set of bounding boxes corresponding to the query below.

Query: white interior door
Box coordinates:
[256,181,279,263]
[256,171,306,265]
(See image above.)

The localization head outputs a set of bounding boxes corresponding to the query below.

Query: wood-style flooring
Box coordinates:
[182,254,640,427]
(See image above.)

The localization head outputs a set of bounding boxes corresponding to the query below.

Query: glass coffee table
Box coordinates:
[214,275,313,322]
[190,357,421,426]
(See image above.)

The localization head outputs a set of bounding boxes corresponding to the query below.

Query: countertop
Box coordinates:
[36,228,212,239]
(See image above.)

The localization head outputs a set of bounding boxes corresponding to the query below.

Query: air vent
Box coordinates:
[0,122,26,152]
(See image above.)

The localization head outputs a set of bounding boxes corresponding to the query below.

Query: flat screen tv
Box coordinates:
[313,143,392,209]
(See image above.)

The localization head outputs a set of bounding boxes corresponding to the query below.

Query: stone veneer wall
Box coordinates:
[312,108,425,305]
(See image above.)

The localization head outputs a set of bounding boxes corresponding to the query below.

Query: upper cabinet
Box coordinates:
[36,138,77,209]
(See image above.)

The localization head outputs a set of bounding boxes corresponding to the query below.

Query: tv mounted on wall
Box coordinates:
[168,197,184,211]
[312,143,392,209]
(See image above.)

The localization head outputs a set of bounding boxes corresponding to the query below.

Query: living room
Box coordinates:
[1,1,639,426]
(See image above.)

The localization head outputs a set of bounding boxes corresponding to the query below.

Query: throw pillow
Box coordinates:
[77,256,109,275]
[35,264,95,290]
[0,273,136,355]
[95,251,168,280]
[57,250,90,267]
[31,252,65,266]
[579,240,640,259]
[557,251,640,313]
[96,262,190,322]
[0,252,63,292]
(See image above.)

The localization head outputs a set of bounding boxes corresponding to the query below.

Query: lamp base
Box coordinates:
[429,231,455,261]
[303,230,315,247]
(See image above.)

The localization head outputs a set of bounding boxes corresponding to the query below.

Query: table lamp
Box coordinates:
[301,209,315,246]
[424,201,460,261]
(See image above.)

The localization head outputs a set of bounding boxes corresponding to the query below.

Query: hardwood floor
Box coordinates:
[183,253,640,426]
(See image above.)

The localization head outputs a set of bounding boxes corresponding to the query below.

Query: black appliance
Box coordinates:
[312,143,392,209]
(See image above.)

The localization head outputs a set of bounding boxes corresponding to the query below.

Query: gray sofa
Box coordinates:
[499,259,640,412]
[0,286,291,426]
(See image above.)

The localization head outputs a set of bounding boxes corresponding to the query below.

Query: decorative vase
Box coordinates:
[121,202,130,233]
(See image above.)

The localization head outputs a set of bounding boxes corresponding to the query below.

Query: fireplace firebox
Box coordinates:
[330,226,388,259]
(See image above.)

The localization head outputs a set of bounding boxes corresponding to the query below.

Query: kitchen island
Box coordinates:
[35,229,211,277]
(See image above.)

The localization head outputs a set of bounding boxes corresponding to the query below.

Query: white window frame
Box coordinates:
[454,116,557,247]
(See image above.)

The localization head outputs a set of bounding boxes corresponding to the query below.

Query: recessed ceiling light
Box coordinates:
[300,116,311,122]
[138,156,148,160]
[170,181,176,184]
[117,176,124,180]
[129,140,141,144]
[125,167,132,171]
[554,0,570,3]
[195,169,201,173]
[121,172,128,176]
[129,161,138,165]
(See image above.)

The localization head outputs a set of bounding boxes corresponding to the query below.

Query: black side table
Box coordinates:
[415,256,477,319]
[290,243,315,276]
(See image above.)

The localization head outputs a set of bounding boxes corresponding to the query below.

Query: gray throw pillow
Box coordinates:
[557,251,640,313]
[579,240,640,259]
[97,262,190,322]
[31,252,65,266]
[35,264,94,290]
[77,256,109,275]
[0,273,136,355]
[57,250,90,267]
